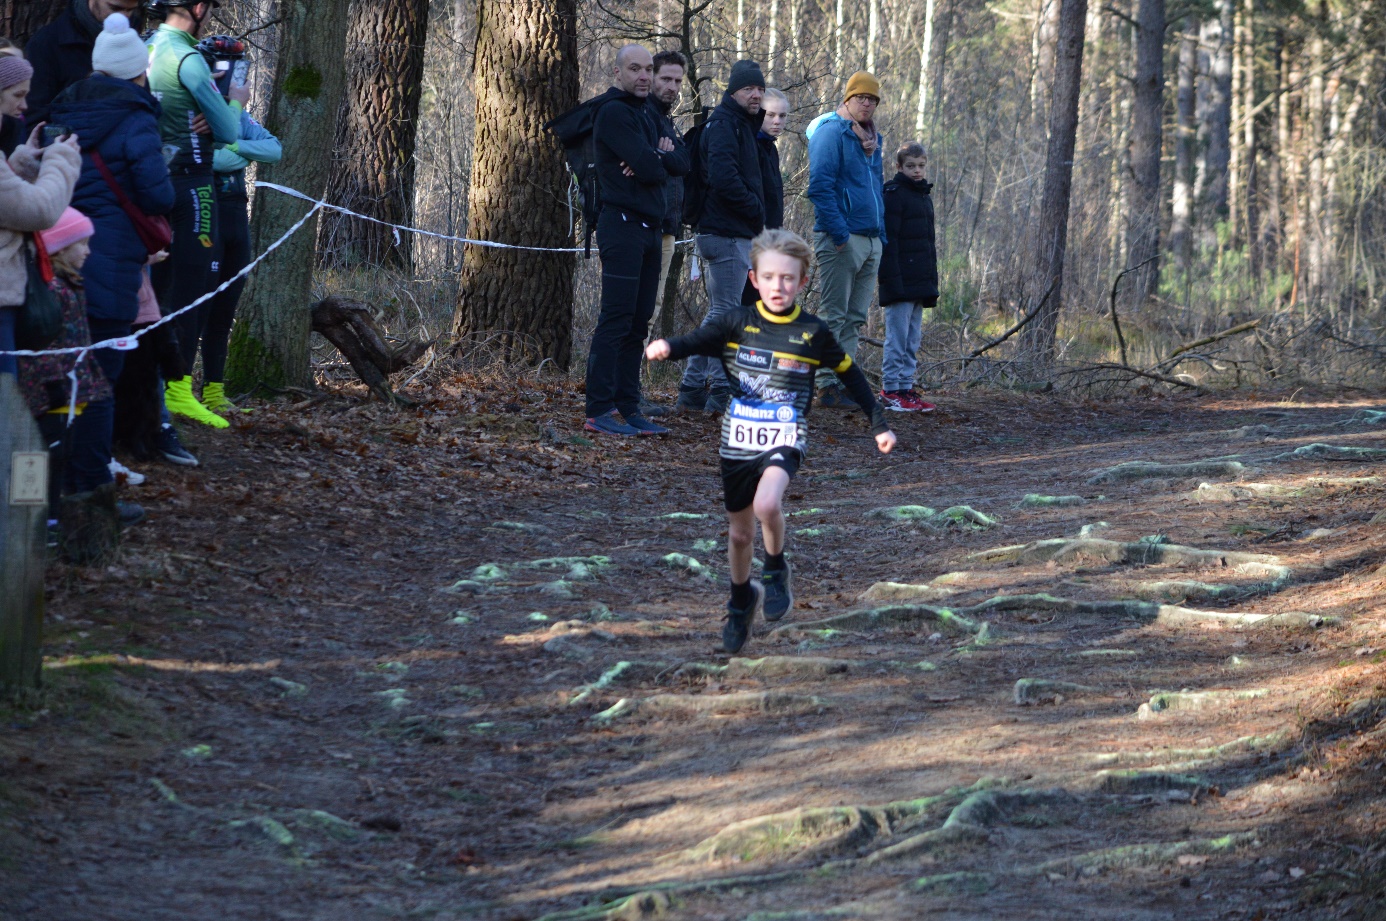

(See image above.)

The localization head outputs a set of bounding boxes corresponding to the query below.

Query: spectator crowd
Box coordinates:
[577,45,940,436]
[1,0,279,557]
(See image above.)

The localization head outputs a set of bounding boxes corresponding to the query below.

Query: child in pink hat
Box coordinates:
[17,207,144,532]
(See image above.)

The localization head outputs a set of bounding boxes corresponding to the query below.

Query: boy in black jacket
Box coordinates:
[878,142,939,413]
[647,229,895,653]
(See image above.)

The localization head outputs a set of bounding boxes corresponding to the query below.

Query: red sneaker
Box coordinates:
[880,390,912,412]
[905,390,936,413]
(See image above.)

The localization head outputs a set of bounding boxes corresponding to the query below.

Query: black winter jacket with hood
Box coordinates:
[592,88,689,224]
[757,131,783,230]
[696,92,765,239]
[879,172,939,306]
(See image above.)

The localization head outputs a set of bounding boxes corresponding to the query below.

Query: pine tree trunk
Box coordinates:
[1306,1,1326,301]
[450,0,577,368]
[225,0,352,394]
[1030,0,1060,132]
[915,0,936,134]
[1125,0,1164,311]
[1242,0,1258,274]
[1196,0,1233,248]
[319,0,430,271]
[1023,0,1088,363]
[1170,18,1197,274]
[2,0,66,46]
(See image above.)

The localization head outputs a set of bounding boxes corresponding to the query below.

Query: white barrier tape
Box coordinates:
[1,200,323,361]
[257,182,591,252]
[257,181,695,252]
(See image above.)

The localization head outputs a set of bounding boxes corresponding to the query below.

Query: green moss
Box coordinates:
[282,65,323,101]
[225,328,286,396]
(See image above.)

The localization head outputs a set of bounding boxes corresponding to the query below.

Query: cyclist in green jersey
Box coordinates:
[145,0,244,428]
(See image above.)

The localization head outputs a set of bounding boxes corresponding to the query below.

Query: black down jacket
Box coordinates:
[696,92,765,239]
[878,172,939,306]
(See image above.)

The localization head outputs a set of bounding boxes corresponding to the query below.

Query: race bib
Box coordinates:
[727,399,798,451]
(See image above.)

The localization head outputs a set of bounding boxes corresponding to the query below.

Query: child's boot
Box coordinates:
[762,558,794,621]
[722,581,764,653]
[165,378,229,429]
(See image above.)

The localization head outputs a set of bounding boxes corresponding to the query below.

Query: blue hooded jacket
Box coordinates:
[51,75,175,323]
[805,111,886,246]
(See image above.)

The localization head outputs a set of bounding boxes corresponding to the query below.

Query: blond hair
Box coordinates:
[750,228,812,277]
[50,243,87,282]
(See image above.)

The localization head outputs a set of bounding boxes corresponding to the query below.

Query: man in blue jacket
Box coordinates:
[677,59,765,416]
[583,44,689,437]
[805,71,886,408]
[24,0,144,128]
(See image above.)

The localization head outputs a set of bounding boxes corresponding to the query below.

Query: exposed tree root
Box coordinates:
[1087,730,1294,770]
[661,553,717,580]
[908,832,1259,893]
[1137,689,1270,719]
[864,505,999,529]
[674,796,944,866]
[1275,443,1386,462]
[592,691,829,724]
[1086,459,1247,484]
[1130,580,1253,603]
[859,581,955,603]
[534,891,674,921]
[674,657,860,680]
[570,661,670,706]
[1013,678,1102,705]
[769,605,985,639]
[966,537,1287,583]
[1092,770,1209,797]
[1196,476,1381,502]
[1018,494,1091,508]
[865,789,1071,864]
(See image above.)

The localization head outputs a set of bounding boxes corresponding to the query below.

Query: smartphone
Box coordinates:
[41,124,71,147]
[232,60,248,88]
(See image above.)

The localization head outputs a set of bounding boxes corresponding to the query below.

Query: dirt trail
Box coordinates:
[5,381,1386,920]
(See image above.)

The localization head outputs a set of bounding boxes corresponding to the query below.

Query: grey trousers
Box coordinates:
[681,234,752,392]
[881,301,924,392]
[813,232,882,390]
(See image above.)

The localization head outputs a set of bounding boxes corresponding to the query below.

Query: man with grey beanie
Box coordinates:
[676,59,766,415]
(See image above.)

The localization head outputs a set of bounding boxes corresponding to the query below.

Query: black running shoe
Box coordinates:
[157,424,199,467]
[722,581,764,654]
[762,559,794,621]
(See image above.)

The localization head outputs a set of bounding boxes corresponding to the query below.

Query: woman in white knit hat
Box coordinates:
[0,45,82,375]
[46,14,174,502]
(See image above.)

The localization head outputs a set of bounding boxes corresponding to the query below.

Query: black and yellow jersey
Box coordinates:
[666,300,889,460]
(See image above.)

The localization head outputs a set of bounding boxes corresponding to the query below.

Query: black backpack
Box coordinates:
[679,106,713,227]
[545,88,623,257]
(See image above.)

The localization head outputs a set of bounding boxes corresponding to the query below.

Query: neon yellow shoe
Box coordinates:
[165,377,229,429]
[201,382,249,414]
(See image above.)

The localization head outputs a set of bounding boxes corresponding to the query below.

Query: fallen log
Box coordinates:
[311,296,433,403]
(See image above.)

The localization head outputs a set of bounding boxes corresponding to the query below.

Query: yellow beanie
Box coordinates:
[843,71,881,104]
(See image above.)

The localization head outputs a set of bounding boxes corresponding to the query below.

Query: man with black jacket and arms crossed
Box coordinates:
[584,44,689,437]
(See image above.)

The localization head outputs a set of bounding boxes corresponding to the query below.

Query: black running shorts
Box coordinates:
[720,448,803,513]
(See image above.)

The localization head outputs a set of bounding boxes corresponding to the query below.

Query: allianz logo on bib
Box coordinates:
[730,402,796,423]
[735,347,772,370]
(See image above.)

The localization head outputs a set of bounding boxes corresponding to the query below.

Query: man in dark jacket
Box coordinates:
[677,59,765,415]
[642,49,687,416]
[583,44,689,437]
[24,0,144,128]
[741,87,787,306]
[878,141,938,413]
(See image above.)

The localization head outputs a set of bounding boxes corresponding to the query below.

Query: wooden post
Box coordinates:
[0,375,46,696]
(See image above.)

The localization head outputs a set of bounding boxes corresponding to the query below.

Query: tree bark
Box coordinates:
[450,0,578,368]
[1124,0,1164,310]
[2,0,66,46]
[1195,0,1233,248]
[319,0,430,271]
[1030,0,1060,132]
[915,0,936,134]
[1023,0,1088,362]
[225,0,352,394]
[1170,17,1197,274]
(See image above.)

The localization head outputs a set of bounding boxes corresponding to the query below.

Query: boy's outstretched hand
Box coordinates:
[876,431,897,454]
[645,339,671,361]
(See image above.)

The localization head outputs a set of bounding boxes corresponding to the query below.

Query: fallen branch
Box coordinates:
[1059,362,1203,391]
[965,276,1058,361]
[1108,254,1159,368]
[1166,319,1261,361]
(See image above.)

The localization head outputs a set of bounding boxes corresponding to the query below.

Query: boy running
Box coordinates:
[646,229,896,653]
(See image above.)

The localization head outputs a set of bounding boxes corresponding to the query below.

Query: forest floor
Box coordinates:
[5,375,1386,920]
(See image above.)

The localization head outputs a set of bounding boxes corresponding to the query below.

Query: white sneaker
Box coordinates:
[109,459,146,486]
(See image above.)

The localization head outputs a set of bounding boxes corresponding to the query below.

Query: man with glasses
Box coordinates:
[805,72,886,409]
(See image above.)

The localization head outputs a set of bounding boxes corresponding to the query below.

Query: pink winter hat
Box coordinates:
[39,207,95,255]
